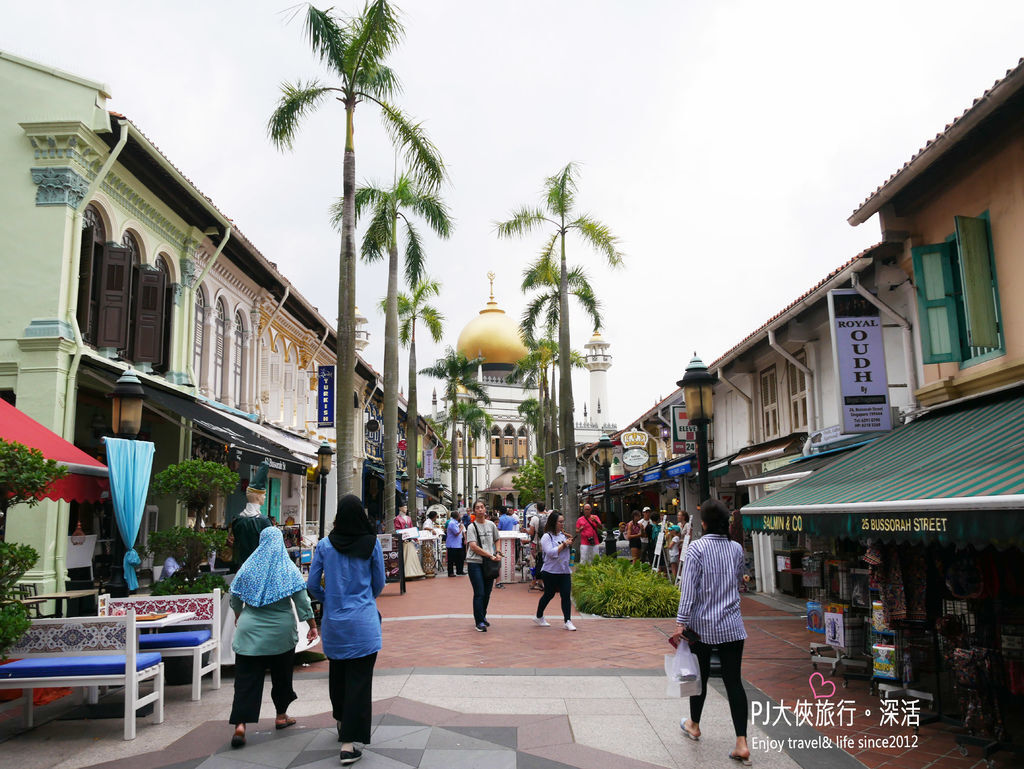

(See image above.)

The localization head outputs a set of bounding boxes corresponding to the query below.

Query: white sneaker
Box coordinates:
[564,620,577,631]
[533,617,550,627]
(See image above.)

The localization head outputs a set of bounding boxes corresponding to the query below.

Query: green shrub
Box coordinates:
[151,571,228,596]
[572,556,680,618]
[0,541,39,659]
[144,526,228,586]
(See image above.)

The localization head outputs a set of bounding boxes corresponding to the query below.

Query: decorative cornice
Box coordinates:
[21,121,106,180]
[30,166,88,208]
[101,170,188,249]
[21,318,75,340]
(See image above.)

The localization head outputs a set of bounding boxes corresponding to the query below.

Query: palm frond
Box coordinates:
[521,252,558,292]
[566,266,603,332]
[344,0,404,85]
[360,203,393,263]
[268,80,333,150]
[495,207,549,239]
[544,162,579,218]
[571,215,625,267]
[403,188,453,239]
[419,305,444,343]
[402,219,424,286]
[411,277,441,302]
[302,6,350,77]
[356,61,400,101]
[371,101,447,190]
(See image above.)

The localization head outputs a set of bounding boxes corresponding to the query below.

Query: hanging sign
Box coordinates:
[671,405,697,454]
[423,448,435,479]
[317,365,335,428]
[610,446,624,481]
[828,289,892,433]
[620,429,651,467]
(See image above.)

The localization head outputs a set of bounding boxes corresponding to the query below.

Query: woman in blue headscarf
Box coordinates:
[308,494,385,766]
[227,526,318,748]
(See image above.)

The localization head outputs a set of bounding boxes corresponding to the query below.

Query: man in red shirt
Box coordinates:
[576,504,604,564]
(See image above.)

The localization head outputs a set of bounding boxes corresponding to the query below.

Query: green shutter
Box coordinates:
[954,216,1000,349]
[911,242,961,363]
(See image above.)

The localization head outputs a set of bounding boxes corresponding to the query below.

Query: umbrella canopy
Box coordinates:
[0,399,109,503]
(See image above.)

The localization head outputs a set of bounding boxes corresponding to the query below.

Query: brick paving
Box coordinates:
[310,574,1016,769]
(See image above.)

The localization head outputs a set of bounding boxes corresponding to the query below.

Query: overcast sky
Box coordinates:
[5,1,1024,427]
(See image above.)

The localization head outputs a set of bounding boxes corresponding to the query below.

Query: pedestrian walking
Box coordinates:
[465,498,501,632]
[639,506,653,563]
[667,525,682,582]
[672,499,751,766]
[446,509,466,576]
[575,503,603,564]
[533,513,577,630]
[626,510,643,564]
[528,502,549,590]
[227,527,318,748]
[307,494,386,766]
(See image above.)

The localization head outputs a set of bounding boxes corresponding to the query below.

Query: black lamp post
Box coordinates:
[677,354,715,507]
[105,370,146,597]
[398,470,409,509]
[596,434,617,556]
[317,440,334,540]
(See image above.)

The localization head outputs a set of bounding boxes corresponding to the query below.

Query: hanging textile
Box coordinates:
[103,437,155,591]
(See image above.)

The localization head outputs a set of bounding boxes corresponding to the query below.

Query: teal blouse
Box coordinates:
[230,589,314,657]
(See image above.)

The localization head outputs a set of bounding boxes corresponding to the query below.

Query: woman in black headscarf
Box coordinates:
[308,494,386,766]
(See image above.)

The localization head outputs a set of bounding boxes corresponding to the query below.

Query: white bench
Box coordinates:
[98,589,221,701]
[0,614,164,740]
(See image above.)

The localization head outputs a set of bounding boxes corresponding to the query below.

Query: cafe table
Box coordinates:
[26,588,99,618]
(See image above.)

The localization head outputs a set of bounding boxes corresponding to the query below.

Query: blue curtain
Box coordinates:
[103,437,155,591]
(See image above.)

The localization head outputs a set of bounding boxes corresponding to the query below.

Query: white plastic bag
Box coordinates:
[664,642,703,698]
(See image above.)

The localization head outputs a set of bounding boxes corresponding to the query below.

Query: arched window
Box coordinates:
[517,426,528,460]
[269,337,283,421]
[233,312,245,409]
[490,426,500,459]
[213,299,227,400]
[78,205,106,343]
[121,231,141,265]
[502,425,515,462]
[152,256,173,373]
[193,288,206,385]
[456,430,464,460]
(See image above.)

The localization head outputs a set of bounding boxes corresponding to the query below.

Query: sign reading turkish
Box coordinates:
[317,365,335,428]
[671,405,697,454]
[828,289,892,433]
[620,429,651,468]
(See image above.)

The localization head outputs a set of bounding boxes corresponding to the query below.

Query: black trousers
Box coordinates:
[689,639,747,737]
[536,572,572,622]
[467,562,495,625]
[330,653,378,744]
[229,650,296,725]
[447,546,465,576]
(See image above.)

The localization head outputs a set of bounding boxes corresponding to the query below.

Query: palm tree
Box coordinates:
[396,278,444,502]
[495,163,623,531]
[268,2,444,498]
[346,176,450,525]
[420,348,489,508]
[456,401,492,503]
[520,257,602,346]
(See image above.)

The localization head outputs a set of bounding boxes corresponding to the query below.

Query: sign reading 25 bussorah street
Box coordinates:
[828,289,892,433]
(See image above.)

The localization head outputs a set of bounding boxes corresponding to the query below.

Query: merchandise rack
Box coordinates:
[806,556,870,684]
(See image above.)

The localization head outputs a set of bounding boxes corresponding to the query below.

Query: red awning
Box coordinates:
[0,399,109,504]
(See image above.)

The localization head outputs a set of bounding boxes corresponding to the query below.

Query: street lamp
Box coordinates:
[316,440,334,540]
[677,354,715,506]
[398,470,409,508]
[595,433,617,556]
[108,369,146,439]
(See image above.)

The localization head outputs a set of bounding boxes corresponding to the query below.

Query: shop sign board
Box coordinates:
[317,365,335,428]
[610,446,624,480]
[423,448,434,479]
[671,405,697,454]
[828,289,892,433]
[620,429,651,467]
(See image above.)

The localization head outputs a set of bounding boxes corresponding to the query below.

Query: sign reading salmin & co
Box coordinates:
[828,289,891,433]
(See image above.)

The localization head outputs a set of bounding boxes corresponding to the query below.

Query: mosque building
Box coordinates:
[432,274,616,510]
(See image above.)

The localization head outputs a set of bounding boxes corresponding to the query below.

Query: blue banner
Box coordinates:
[665,460,692,478]
[317,365,335,428]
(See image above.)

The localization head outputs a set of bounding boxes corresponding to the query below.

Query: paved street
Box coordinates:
[0,576,1013,769]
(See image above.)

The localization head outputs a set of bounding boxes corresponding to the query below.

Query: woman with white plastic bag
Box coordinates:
[664,634,702,697]
[670,499,751,766]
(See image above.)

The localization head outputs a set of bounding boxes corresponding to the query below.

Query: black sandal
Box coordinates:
[231,729,246,748]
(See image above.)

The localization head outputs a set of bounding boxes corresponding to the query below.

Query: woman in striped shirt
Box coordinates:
[671,499,751,766]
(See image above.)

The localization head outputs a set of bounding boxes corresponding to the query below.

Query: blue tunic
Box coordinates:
[307,538,386,660]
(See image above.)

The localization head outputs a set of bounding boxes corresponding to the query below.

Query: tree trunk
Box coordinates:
[336,103,358,501]
[383,233,399,532]
[407,323,418,510]
[558,227,578,533]
[549,366,560,512]
[449,394,458,512]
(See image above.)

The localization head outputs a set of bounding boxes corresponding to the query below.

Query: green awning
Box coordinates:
[742,390,1024,547]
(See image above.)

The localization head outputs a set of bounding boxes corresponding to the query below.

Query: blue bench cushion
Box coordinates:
[138,630,211,649]
[0,653,162,679]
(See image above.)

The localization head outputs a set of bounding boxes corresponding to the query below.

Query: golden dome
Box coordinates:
[456,288,528,366]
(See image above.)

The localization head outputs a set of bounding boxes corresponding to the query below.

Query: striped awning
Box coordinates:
[742,390,1024,547]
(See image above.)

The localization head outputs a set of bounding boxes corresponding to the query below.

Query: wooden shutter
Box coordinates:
[954,216,1000,349]
[157,283,176,373]
[911,242,962,363]
[77,225,95,341]
[131,266,166,364]
[95,245,132,349]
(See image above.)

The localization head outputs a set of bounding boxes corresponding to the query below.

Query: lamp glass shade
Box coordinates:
[678,355,714,421]
[595,434,614,466]
[109,369,146,438]
[317,441,333,475]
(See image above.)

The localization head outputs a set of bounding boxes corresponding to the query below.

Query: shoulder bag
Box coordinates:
[473,522,501,580]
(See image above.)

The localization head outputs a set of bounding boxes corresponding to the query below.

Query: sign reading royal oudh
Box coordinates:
[620,429,651,468]
[828,289,892,433]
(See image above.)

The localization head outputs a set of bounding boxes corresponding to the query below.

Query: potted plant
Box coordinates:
[151,459,240,532]
[0,542,39,660]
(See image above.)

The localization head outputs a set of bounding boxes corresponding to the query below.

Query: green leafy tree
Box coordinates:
[347,175,450,526]
[0,438,68,541]
[425,417,451,476]
[144,527,229,593]
[151,460,240,531]
[421,348,488,507]
[269,2,444,500]
[397,278,445,494]
[0,541,38,659]
[512,455,545,507]
[496,162,623,532]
